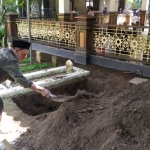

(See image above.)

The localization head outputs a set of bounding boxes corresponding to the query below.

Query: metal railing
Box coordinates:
[93,24,150,63]
[15,18,150,64]
[16,19,77,50]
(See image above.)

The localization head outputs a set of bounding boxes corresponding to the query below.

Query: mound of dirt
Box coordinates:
[13,64,150,150]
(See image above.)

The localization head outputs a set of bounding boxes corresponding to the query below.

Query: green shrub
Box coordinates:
[19,57,31,64]
[20,62,51,72]
[0,29,5,45]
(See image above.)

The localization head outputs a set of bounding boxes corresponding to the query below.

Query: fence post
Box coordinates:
[140,10,146,31]
[5,12,18,42]
[109,12,118,25]
[74,14,96,65]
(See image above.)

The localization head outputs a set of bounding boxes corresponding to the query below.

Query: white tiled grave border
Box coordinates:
[0,66,90,98]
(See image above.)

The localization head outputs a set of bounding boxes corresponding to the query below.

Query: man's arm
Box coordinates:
[2,59,32,88]
[3,60,50,98]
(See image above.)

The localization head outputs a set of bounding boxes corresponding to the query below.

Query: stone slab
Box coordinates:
[129,77,148,85]
[0,66,90,98]
[0,84,7,90]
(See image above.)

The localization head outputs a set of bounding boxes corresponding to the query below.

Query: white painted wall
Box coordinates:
[109,0,119,12]
[141,0,149,11]
[99,0,110,11]
[59,0,70,13]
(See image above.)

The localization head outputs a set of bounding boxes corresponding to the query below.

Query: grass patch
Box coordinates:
[20,57,51,72]
[19,57,31,64]
[20,62,51,72]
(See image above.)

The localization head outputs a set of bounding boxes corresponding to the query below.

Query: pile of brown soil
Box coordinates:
[13,64,150,150]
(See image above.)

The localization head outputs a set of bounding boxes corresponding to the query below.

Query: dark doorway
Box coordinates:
[93,0,99,11]
[43,0,50,17]
[118,0,125,11]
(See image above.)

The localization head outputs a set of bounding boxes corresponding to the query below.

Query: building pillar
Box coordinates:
[74,14,96,65]
[58,0,70,21]
[5,13,18,42]
[140,0,149,27]
[109,0,119,25]
[96,12,104,24]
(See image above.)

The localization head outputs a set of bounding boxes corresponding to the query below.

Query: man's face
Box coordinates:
[17,49,29,61]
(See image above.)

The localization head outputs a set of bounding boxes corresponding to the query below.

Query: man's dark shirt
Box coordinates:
[0,48,32,88]
[103,9,108,15]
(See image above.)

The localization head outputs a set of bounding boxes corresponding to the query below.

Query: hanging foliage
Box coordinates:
[125,0,142,9]
[131,0,142,9]
[0,0,19,47]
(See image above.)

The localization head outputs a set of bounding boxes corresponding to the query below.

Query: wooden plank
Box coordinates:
[2,139,14,150]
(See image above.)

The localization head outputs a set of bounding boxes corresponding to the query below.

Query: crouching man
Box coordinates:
[0,39,51,133]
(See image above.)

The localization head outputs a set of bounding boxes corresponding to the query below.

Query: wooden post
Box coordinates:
[109,12,118,25]
[95,12,103,24]
[140,10,146,26]
[74,14,96,65]
[5,12,18,42]
[2,139,14,150]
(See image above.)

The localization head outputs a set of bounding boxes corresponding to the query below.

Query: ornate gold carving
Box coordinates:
[17,20,29,37]
[16,19,76,48]
[140,11,146,15]
[102,15,109,24]
[94,25,150,61]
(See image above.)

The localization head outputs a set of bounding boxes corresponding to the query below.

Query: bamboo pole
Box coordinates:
[2,139,14,150]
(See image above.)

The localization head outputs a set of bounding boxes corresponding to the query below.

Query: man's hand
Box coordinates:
[40,88,50,98]
[29,83,51,98]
